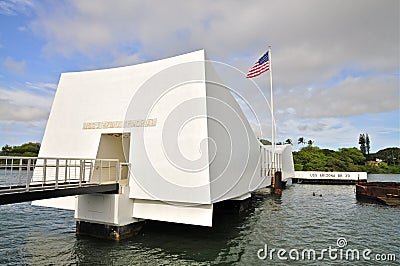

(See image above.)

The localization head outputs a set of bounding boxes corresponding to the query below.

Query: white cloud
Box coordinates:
[0,99,48,121]
[27,1,399,90]
[0,86,53,121]
[3,56,26,74]
[277,75,399,118]
[278,117,359,147]
[9,0,397,150]
[0,120,45,145]
[111,52,143,68]
[25,81,57,93]
[0,0,34,15]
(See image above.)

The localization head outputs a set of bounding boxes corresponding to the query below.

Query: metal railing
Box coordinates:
[260,148,282,178]
[0,156,130,193]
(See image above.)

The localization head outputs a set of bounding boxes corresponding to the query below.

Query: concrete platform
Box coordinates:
[76,220,143,240]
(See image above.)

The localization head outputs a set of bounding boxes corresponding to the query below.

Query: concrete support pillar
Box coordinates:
[272,171,283,195]
[76,220,143,240]
[75,186,143,240]
[213,193,252,213]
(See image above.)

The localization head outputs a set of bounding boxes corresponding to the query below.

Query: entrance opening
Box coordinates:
[94,133,130,183]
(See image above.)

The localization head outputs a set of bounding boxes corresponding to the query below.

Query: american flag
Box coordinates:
[246,51,270,78]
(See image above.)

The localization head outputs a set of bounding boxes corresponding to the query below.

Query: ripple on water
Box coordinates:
[0,185,399,265]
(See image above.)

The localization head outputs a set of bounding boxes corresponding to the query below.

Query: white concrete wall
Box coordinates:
[275,145,295,181]
[38,50,207,160]
[75,186,138,226]
[33,50,293,226]
[132,199,213,226]
[127,56,212,204]
[204,61,268,203]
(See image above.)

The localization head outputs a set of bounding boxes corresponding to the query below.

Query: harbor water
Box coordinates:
[0,175,399,265]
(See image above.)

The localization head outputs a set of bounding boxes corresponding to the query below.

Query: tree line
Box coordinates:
[0,142,40,157]
[260,134,399,174]
[2,139,399,174]
[293,146,400,174]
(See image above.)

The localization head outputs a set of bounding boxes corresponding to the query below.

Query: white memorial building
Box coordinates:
[33,50,294,239]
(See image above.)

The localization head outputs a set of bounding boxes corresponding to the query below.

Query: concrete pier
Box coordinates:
[213,196,252,214]
[271,171,283,195]
[76,221,143,240]
[74,186,144,240]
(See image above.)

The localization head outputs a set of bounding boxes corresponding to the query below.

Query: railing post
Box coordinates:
[260,147,263,178]
[82,160,86,183]
[116,162,120,183]
[64,159,68,183]
[26,159,31,191]
[10,159,14,187]
[79,160,83,187]
[4,158,7,187]
[88,160,93,183]
[43,158,47,186]
[7,158,11,189]
[18,158,23,186]
[127,163,131,186]
[74,159,77,183]
[109,161,111,183]
[55,159,59,189]
[99,160,102,185]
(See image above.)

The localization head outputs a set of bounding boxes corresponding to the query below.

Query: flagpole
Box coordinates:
[268,46,275,173]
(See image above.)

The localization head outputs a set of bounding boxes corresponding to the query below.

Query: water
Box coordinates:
[368,174,400,182]
[0,184,399,265]
[0,168,31,187]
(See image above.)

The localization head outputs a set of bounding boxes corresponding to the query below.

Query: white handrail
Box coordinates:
[0,156,122,193]
[259,147,283,177]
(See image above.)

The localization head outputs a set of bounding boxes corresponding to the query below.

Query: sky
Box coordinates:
[0,0,399,152]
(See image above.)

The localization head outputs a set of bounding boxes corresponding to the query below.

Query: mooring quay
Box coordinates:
[294,171,367,184]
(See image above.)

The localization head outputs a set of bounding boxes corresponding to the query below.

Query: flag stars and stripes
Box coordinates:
[246,51,270,78]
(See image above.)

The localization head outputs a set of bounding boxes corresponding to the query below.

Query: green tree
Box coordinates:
[303,148,327,171]
[374,147,400,165]
[259,139,271,145]
[365,134,370,155]
[338,147,366,165]
[1,144,12,155]
[297,137,305,146]
[293,144,399,174]
[285,139,293,145]
[325,156,348,171]
[307,139,314,146]
[294,146,326,171]
[359,134,366,155]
